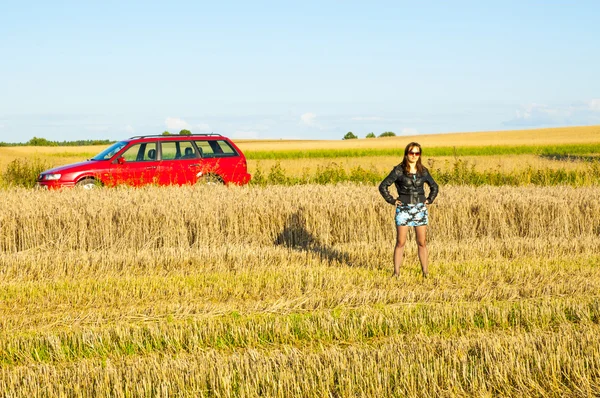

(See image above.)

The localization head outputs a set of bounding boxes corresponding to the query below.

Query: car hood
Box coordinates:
[42,160,104,174]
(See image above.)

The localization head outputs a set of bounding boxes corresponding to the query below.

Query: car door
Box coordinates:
[194,139,240,183]
[157,140,202,185]
[107,142,159,186]
[193,139,222,181]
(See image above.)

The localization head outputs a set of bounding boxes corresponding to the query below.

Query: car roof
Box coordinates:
[127,134,226,142]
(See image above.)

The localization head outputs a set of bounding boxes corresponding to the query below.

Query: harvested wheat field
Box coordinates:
[1,184,599,396]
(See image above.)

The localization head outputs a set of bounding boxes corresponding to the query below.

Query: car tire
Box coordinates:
[196,174,224,185]
[76,178,99,190]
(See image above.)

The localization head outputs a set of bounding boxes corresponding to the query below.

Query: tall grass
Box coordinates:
[1,185,599,252]
[250,159,600,186]
[2,154,600,188]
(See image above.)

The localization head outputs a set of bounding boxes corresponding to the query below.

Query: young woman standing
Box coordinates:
[379,142,439,278]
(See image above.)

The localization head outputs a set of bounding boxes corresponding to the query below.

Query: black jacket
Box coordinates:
[379,165,439,205]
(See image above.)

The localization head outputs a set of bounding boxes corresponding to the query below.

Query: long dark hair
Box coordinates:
[400,142,424,174]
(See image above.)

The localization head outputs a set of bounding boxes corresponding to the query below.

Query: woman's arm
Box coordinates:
[425,171,439,204]
[379,167,400,205]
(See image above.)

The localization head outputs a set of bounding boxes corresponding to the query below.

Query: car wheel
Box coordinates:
[196,174,224,185]
[76,178,99,190]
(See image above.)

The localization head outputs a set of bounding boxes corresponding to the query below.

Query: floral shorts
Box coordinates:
[395,202,429,227]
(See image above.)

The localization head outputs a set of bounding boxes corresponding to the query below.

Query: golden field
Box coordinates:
[236,124,600,151]
[1,125,600,396]
[2,125,600,181]
[1,184,600,396]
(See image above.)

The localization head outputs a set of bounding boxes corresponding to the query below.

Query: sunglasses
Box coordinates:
[408,151,421,156]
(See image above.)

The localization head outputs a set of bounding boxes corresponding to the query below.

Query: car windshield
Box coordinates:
[91,141,128,161]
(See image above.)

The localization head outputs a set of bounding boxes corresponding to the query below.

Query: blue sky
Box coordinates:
[1,1,599,142]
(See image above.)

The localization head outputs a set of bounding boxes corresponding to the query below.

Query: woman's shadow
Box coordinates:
[274,210,354,266]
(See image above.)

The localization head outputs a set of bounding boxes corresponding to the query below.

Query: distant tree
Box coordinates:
[366,132,376,138]
[162,131,172,136]
[57,139,114,146]
[26,137,58,146]
[179,129,192,136]
[343,132,358,140]
[379,131,396,138]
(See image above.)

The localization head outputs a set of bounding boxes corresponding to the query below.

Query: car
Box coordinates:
[36,134,251,189]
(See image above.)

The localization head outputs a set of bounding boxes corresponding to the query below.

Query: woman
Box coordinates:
[379,142,439,278]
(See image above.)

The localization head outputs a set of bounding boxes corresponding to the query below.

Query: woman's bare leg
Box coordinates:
[415,225,428,277]
[393,226,408,276]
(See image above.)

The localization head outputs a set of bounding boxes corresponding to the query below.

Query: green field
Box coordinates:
[245,142,600,159]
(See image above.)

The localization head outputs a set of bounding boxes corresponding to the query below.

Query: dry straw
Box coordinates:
[1,184,600,396]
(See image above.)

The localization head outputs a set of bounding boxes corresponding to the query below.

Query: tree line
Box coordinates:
[0,130,195,146]
[0,137,116,147]
[343,131,396,140]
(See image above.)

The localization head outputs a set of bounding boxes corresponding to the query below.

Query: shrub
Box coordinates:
[366,133,376,138]
[267,162,291,185]
[314,163,347,184]
[343,132,358,140]
[349,166,382,184]
[379,131,396,138]
[1,158,51,188]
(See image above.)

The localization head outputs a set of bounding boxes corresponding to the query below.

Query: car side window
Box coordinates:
[161,141,198,160]
[195,140,215,158]
[181,143,198,159]
[121,143,157,162]
[195,140,237,158]
[215,140,236,156]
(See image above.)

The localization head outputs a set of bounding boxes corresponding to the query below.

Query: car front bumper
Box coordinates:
[35,181,77,189]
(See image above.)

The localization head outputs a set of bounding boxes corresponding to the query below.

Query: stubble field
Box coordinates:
[1,126,600,396]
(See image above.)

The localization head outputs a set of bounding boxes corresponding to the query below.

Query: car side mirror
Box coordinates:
[117,157,126,165]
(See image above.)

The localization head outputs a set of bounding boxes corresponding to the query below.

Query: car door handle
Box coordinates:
[190,164,200,167]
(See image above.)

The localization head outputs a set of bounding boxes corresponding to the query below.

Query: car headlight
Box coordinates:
[44,174,62,180]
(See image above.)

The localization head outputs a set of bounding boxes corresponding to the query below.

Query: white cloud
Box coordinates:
[125,125,135,134]
[351,116,383,121]
[300,112,326,130]
[504,101,600,127]
[401,127,419,135]
[165,117,191,131]
[513,103,554,121]
[301,112,318,127]
[232,130,259,139]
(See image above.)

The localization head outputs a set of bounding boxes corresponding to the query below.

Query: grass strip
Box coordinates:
[1,297,599,365]
[245,143,600,159]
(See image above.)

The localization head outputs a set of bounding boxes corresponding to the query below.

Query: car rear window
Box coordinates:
[195,140,238,158]
[161,141,198,160]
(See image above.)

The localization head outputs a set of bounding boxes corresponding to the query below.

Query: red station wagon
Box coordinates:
[36,134,251,189]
